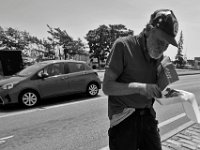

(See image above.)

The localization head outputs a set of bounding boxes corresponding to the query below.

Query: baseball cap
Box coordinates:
[149,9,179,47]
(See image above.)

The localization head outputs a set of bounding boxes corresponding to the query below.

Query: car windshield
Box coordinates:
[16,63,47,76]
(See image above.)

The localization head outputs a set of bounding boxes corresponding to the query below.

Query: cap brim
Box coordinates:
[155,29,178,47]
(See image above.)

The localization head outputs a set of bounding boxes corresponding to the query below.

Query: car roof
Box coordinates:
[39,59,86,65]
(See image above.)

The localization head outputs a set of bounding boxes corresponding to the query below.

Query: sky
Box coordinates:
[0,0,199,60]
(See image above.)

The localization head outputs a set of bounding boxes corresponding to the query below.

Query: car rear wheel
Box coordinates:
[87,83,99,97]
[19,90,39,107]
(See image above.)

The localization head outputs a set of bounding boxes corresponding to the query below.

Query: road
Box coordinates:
[0,74,200,150]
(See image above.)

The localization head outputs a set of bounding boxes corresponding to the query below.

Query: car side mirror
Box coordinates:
[38,72,49,78]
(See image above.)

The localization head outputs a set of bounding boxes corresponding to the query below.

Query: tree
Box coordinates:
[0,27,28,50]
[42,39,55,58]
[0,26,6,47]
[47,24,74,59]
[0,26,44,57]
[109,24,133,45]
[85,24,133,67]
[175,31,186,68]
[47,25,87,60]
[69,38,85,57]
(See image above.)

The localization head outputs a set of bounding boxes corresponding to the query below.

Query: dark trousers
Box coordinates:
[108,108,162,150]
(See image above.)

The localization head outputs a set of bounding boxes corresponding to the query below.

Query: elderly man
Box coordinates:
[103,9,179,150]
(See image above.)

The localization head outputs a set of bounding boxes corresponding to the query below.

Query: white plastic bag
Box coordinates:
[156,89,200,123]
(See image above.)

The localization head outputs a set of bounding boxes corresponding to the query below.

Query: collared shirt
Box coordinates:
[110,108,135,128]
[106,32,160,127]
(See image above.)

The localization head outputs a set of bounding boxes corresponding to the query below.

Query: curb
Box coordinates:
[178,72,200,76]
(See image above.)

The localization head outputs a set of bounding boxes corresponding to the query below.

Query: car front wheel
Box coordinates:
[19,90,39,107]
[87,83,99,97]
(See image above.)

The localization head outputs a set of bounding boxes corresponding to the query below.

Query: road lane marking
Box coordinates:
[0,96,106,119]
[0,109,39,119]
[0,135,14,140]
[42,96,107,109]
[0,135,14,145]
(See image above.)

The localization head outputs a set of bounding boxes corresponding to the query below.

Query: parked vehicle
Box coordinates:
[0,60,101,107]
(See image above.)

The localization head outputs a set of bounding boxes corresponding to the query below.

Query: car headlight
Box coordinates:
[2,83,15,90]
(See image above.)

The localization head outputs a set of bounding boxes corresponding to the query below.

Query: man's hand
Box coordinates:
[138,83,162,98]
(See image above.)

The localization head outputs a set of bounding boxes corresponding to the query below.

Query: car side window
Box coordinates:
[84,63,92,70]
[78,63,85,71]
[67,63,85,73]
[45,63,64,77]
[64,63,70,74]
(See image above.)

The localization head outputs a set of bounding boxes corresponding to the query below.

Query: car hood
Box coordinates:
[0,75,26,86]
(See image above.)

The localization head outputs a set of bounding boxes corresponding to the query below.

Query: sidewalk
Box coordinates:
[162,122,200,150]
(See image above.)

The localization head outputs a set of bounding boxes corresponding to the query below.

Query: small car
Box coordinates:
[0,60,101,107]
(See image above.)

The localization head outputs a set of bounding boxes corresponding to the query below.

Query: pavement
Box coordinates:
[97,69,200,150]
[162,122,200,150]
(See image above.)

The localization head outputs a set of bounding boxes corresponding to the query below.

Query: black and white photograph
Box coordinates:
[0,0,200,150]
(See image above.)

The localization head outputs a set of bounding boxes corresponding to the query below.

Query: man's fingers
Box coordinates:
[147,85,161,98]
[153,86,162,98]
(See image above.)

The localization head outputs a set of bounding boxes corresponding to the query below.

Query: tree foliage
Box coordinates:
[42,39,55,58]
[85,24,133,64]
[0,26,44,58]
[0,25,87,61]
[47,25,86,59]
[0,27,29,50]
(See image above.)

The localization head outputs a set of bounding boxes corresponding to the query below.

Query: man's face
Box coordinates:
[146,28,169,59]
